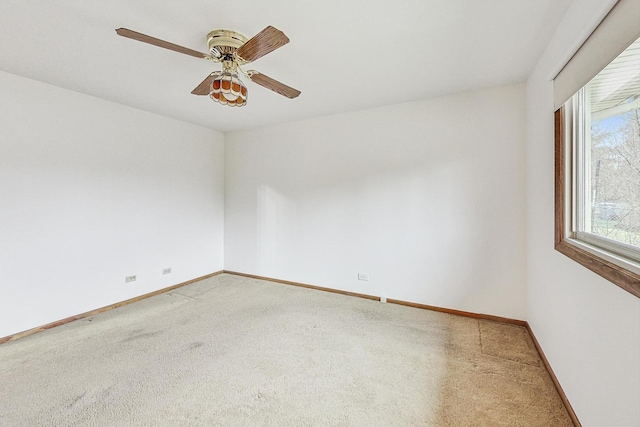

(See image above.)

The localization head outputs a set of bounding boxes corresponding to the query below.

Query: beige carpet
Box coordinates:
[0,274,572,426]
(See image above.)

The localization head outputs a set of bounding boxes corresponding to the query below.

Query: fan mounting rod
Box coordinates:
[207,29,248,63]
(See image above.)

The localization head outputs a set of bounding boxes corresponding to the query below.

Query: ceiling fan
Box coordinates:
[115,26,301,107]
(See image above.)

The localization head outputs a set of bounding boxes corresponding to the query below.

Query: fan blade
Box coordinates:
[191,73,217,95]
[249,72,300,99]
[115,28,211,59]
[236,26,290,62]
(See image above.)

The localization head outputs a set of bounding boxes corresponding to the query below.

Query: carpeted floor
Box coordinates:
[0,274,572,426]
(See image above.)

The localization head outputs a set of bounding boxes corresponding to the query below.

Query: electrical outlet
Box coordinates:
[162,268,172,275]
[125,275,136,283]
[357,273,369,281]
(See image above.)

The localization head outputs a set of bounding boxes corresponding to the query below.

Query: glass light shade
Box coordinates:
[210,71,247,107]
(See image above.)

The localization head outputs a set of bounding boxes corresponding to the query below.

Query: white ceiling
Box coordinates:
[0,0,572,132]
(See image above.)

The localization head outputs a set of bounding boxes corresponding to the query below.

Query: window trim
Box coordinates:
[554,107,640,298]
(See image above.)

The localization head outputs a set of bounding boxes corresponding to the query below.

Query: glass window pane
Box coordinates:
[588,37,640,248]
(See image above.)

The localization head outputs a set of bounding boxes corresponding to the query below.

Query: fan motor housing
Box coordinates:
[207,29,248,62]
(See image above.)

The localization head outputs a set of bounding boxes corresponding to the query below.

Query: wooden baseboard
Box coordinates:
[525,323,581,427]
[223,270,381,301]
[223,270,526,325]
[387,298,527,326]
[0,271,224,345]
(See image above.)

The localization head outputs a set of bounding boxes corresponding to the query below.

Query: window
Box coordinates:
[555,33,640,297]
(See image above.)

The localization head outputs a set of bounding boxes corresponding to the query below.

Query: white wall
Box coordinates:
[526,0,640,425]
[0,71,225,338]
[225,84,527,320]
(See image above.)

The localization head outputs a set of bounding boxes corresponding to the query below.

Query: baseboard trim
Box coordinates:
[525,323,581,426]
[0,271,224,345]
[223,270,380,301]
[223,270,526,325]
[387,298,527,326]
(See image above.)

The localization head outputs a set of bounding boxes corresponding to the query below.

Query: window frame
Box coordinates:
[555,106,640,297]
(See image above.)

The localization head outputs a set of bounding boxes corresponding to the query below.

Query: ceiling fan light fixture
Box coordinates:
[210,71,247,107]
[115,26,300,107]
